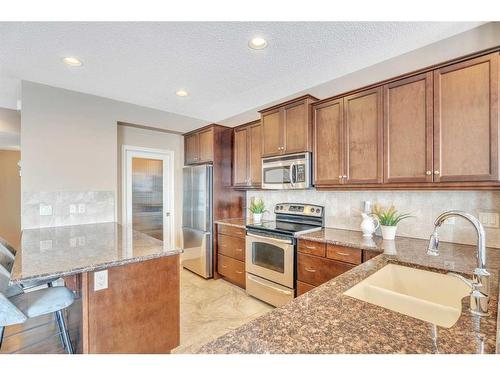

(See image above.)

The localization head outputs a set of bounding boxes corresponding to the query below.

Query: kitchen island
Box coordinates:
[197,230,500,354]
[10,222,181,354]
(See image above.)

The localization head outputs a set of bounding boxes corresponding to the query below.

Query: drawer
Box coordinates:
[326,245,362,265]
[298,239,326,257]
[296,281,316,297]
[218,254,246,288]
[363,249,381,262]
[218,234,246,261]
[297,253,354,286]
[218,224,245,238]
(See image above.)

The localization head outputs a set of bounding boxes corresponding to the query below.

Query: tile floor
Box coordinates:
[172,269,274,353]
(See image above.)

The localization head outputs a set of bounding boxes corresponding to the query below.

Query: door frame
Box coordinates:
[121,145,175,249]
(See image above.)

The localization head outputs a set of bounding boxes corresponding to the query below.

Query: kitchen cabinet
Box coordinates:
[433,52,499,182]
[233,120,262,188]
[183,126,214,165]
[384,72,434,183]
[260,95,318,157]
[216,224,246,288]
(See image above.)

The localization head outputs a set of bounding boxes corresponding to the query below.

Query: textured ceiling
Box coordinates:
[0,22,484,128]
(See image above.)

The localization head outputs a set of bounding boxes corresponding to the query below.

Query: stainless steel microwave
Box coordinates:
[261,152,312,190]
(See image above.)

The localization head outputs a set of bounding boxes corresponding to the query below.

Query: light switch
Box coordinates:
[78,203,86,214]
[94,270,108,291]
[70,204,77,214]
[39,204,52,216]
[39,240,53,251]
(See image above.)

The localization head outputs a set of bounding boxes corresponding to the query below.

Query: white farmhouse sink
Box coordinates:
[344,263,471,328]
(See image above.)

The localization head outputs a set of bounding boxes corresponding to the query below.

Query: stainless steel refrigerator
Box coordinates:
[182,164,213,278]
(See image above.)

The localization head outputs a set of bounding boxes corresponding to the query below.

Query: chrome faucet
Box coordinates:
[427,210,490,316]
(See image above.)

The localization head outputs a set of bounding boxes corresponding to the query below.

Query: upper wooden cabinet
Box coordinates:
[259,95,318,157]
[384,72,434,183]
[344,87,383,184]
[183,127,214,165]
[433,52,499,182]
[233,121,262,188]
[313,98,344,186]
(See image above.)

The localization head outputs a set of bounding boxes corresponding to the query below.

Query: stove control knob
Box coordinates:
[316,208,321,213]
[310,207,315,213]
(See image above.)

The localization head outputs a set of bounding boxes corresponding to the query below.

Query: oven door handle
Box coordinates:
[247,274,294,295]
[247,233,292,244]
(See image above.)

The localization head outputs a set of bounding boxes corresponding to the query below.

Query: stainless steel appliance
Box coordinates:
[261,152,312,190]
[182,164,213,278]
[245,203,324,307]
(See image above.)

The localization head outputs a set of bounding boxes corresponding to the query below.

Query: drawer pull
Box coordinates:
[221,265,227,268]
[235,271,244,275]
[235,248,243,252]
[335,252,350,256]
[305,245,317,250]
[305,267,316,273]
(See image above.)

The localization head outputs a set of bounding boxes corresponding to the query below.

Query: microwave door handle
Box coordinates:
[289,162,296,186]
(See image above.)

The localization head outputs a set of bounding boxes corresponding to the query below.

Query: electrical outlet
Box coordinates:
[39,204,52,216]
[70,237,77,247]
[78,236,86,246]
[39,240,52,251]
[479,212,499,228]
[94,270,108,291]
[78,203,86,214]
[70,204,77,214]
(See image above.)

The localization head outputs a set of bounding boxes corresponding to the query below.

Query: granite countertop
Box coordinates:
[10,222,181,284]
[215,217,270,229]
[197,229,500,354]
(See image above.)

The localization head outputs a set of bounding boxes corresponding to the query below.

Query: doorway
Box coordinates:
[122,146,174,249]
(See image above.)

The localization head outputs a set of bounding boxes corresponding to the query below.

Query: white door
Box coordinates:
[123,146,174,250]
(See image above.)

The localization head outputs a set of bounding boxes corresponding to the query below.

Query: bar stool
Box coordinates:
[0,268,75,354]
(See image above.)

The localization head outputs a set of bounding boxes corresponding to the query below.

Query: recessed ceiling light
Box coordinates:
[248,37,268,50]
[62,57,83,67]
[176,89,188,97]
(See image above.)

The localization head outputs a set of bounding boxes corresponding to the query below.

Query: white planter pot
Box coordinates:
[380,225,397,240]
[252,213,263,223]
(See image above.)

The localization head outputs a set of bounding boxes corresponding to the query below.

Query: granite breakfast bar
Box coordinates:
[10,222,181,354]
[197,228,500,354]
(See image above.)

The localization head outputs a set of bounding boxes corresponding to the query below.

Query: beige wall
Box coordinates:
[0,150,21,249]
[117,125,184,247]
[0,107,20,150]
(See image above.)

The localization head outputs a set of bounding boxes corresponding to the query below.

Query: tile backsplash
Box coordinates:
[22,191,115,229]
[247,190,500,248]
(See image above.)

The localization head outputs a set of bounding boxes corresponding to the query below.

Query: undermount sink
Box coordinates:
[344,264,471,328]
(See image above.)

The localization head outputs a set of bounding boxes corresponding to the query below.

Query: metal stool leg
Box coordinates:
[54,311,66,348]
[0,326,4,350]
[56,310,74,354]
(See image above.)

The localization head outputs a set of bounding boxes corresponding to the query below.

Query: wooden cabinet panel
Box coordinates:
[218,224,246,238]
[344,87,383,184]
[298,239,326,257]
[184,133,199,164]
[296,281,316,297]
[326,245,361,265]
[297,253,354,287]
[284,101,308,153]
[384,72,434,183]
[434,52,499,182]
[233,127,249,186]
[363,249,381,262]
[198,128,214,162]
[261,109,282,157]
[218,234,245,262]
[249,123,262,186]
[313,98,344,185]
[218,254,245,288]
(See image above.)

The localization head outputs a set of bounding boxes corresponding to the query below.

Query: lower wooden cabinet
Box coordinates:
[297,253,355,286]
[297,281,316,297]
[216,224,246,288]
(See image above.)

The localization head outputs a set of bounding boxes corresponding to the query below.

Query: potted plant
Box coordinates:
[249,198,267,223]
[372,204,413,240]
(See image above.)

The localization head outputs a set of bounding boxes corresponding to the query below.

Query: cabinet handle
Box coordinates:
[221,265,227,268]
[305,245,317,250]
[335,252,350,256]
[235,248,243,252]
[434,170,440,175]
[339,175,343,179]
[305,267,317,273]
[343,175,347,178]
[426,171,432,176]
[235,271,244,275]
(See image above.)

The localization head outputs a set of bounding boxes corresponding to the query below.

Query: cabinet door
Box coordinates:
[344,87,383,184]
[313,98,344,185]
[261,109,283,157]
[198,128,214,162]
[233,127,249,186]
[384,73,433,183]
[184,133,199,164]
[248,123,262,186]
[434,53,499,182]
[283,100,309,154]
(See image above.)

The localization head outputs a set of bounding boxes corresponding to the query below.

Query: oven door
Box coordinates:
[245,232,294,288]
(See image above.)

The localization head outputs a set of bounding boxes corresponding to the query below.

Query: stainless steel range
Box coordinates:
[245,203,324,307]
